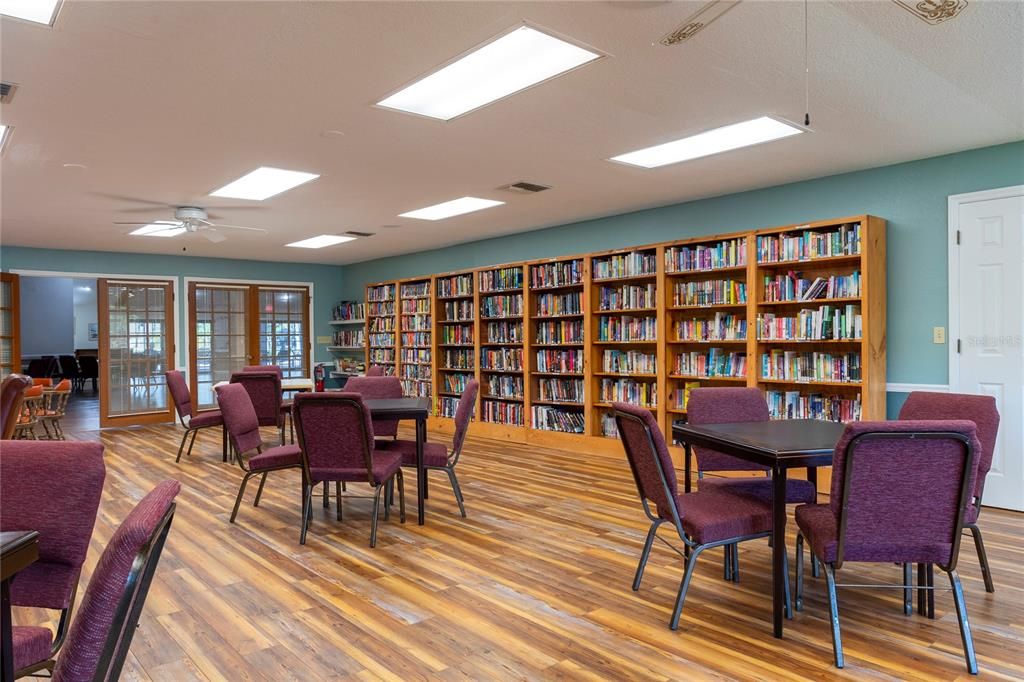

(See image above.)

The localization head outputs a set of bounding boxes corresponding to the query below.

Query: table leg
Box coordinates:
[684,443,693,494]
[2,579,14,682]
[222,424,228,462]
[807,466,818,499]
[772,466,788,638]
[417,416,425,526]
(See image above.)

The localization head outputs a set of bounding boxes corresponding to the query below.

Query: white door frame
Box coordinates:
[947,184,1024,391]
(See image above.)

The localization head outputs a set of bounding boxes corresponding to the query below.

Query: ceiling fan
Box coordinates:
[114,206,268,243]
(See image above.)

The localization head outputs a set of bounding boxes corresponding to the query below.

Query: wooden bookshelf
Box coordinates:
[435,271,476,418]
[365,282,396,375]
[328,300,367,377]
[398,278,432,406]
[478,265,526,427]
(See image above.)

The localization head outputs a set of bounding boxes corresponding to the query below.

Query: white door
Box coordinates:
[952,187,1024,511]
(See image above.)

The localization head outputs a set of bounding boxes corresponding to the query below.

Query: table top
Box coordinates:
[1,530,39,582]
[672,419,846,460]
[213,377,312,391]
[364,397,431,418]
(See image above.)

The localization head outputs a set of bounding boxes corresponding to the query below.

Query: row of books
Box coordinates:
[439,324,473,345]
[480,294,523,318]
[367,284,395,302]
[401,282,430,298]
[486,375,524,399]
[400,379,432,398]
[332,330,364,347]
[402,319,432,334]
[532,406,585,433]
[483,400,524,426]
[761,350,862,383]
[486,320,523,344]
[672,279,746,307]
[400,298,430,314]
[442,300,474,321]
[441,349,474,369]
[400,364,431,380]
[673,381,701,410]
[762,271,861,302]
[665,238,747,273]
[369,317,394,333]
[367,301,394,317]
[531,260,583,288]
[599,378,657,407]
[481,348,523,371]
[536,349,583,374]
[597,315,657,342]
[673,313,747,341]
[593,251,657,280]
[400,348,431,364]
[601,412,619,438]
[535,377,584,403]
[757,223,861,263]
[757,305,862,341]
[765,390,862,422]
[437,274,473,298]
[602,349,656,374]
[400,332,431,347]
[368,348,395,364]
[536,319,584,345]
[441,373,470,394]
[535,291,583,317]
[332,301,365,321]
[438,396,460,417]
[368,333,394,348]
[332,357,363,375]
[479,267,523,292]
[598,283,656,311]
[673,350,746,378]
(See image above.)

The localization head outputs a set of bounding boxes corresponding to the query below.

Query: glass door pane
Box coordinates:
[192,285,249,409]
[258,288,308,378]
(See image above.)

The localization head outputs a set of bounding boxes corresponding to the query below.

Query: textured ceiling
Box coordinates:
[1,1,1021,265]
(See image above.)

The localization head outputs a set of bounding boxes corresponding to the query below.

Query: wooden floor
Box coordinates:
[15,420,1024,681]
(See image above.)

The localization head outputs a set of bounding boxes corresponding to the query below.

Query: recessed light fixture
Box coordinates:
[210,166,319,201]
[399,197,505,221]
[285,234,356,249]
[610,116,805,169]
[130,223,187,238]
[377,25,603,121]
[0,0,62,25]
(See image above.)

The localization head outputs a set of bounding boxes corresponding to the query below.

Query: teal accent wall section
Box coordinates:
[342,140,1024,390]
[0,246,345,368]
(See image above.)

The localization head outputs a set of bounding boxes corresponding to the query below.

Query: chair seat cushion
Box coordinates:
[311,450,402,485]
[248,444,302,471]
[12,625,52,671]
[661,491,773,545]
[795,503,954,564]
[280,400,292,415]
[377,439,450,467]
[698,476,817,504]
[189,410,223,428]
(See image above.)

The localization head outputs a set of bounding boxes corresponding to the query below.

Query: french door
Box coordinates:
[0,273,20,378]
[98,279,176,427]
[188,282,310,410]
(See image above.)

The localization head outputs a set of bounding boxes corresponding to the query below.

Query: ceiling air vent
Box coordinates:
[345,230,375,238]
[0,82,17,103]
[498,181,551,194]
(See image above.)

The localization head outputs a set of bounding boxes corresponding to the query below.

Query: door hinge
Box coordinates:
[957,338,962,353]
[956,230,961,245]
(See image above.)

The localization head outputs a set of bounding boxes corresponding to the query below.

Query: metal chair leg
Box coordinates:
[670,545,706,631]
[230,472,255,523]
[731,544,740,583]
[812,554,820,579]
[795,534,804,612]
[335,481,343,521]
[185,429,198,458]
[917,563,927,615]
[967,524,995,593]
[783,546,792,619]
[927,563,935,619]
[397,470,406,523]
[175,430,190,463]
[370,485,383,548]
[447,467,467,518]
[948,569,979,674]
[903,563,913,615]
[723,543,733,582]
[300,484,313,545]
[322,481,329,508]
[253,472,268,507]
[633,520,662,591]
[825,564,844,668]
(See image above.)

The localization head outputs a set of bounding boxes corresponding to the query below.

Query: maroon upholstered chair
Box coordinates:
[292,392,405,547]
[242,364,297,442]
[165,370,225,463]
[343,376,402,440]
[229,371,286,445]
[243,364,283,378]
[215,383,303,526]
[0,441,105,676]
[379,379,478,517]
[614,403,782,630]
[1,373,32,439]
[366,365,385,377]
[899,391,1000,593]
[794,420,982,673]
[49,480,181,682]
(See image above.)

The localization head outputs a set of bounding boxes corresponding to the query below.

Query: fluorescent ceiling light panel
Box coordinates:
[130,223,187,238]
[285,234,356,249]
[610,116,804,169]
[0,0,61,24]
[399,197,504,221]
[377,25,602,120]
[210,166,319,201]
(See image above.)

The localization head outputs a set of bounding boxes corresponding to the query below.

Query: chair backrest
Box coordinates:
[366,365,385,377]
[1,373,32,439]
[0,441,106,610]
[829,420,981,570]
[77,356,99,378]
[293,392,375,484]
[343,376,402,438]
[51,480,180,682]
[59,355,80,377]
[164,370,194,421]
[229,371,282,427]
[33,377,54,387]
[243,364,284,378]
[898,391,1000,504]
[53,379,72,392]
[451,379,479,458]
[613,402,681,525]
[215,383,263,455]
[686,387,770,472]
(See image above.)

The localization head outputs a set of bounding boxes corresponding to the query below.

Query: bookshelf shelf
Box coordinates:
[757,297,861,307]
[669,339,748,345]
[669,303,748,311]
[330,318,366,325]
[757,254,862,268]
[665,264,748,277]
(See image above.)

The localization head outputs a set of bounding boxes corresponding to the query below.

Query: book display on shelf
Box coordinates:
[331,328,365,348]
[479,266,526,425]
[366,284,396,375]
[332,301,366,322]
[399,280,432,403]
[671,348,747,379]
[328,300,368,360]
[665,237,747,273]
[592,250,657,280]
[435,272,476,415]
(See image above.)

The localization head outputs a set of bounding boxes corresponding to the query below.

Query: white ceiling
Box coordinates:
[2,1,1022,265]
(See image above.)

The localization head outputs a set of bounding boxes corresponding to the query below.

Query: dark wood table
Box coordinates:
[365,397,431,525]
[672,419,846,638]
[2,530,40,682]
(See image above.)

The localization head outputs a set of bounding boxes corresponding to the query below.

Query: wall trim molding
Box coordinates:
[886,383,949,394]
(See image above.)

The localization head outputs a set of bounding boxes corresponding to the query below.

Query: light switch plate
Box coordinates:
[316,335,332,344]
[933,327,946,344]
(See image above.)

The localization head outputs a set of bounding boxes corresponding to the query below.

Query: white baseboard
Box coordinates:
[886,383,949,394]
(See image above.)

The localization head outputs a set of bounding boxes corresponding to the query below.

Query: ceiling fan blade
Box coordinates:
[113,220,181,226]
[91,192,175,207]
[209,223,269,233]
[200,229,228,243]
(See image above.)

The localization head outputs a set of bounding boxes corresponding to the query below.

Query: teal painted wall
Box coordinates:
[0,247,345,368]
[342,141,1024,390]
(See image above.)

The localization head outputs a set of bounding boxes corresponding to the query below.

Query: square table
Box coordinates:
[2,530,40,682]
[364,397,431,526]
[671,419,846,638]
